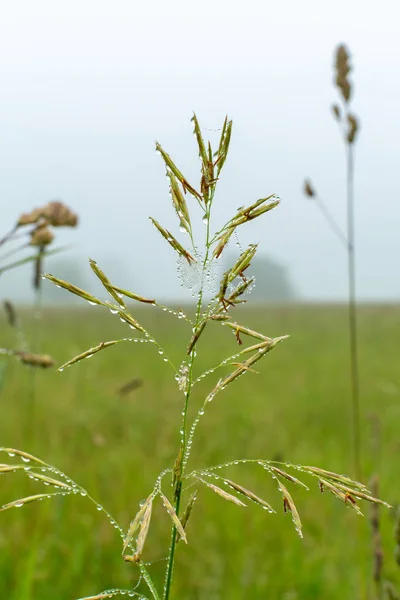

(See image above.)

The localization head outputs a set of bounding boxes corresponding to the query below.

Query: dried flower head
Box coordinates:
[17,201,78,229]
[17,209,42,227]
[41,201,78,227]
[335,44,352,102]
[30,224,55,247]
[347,114,359,144]
[303,179,315,198]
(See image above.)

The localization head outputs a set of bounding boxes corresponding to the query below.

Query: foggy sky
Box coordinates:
[1,0,399,302]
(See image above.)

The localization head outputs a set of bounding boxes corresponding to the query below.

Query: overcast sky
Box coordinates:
[1,0,399,302]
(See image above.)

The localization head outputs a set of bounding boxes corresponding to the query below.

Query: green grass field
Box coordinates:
[1,304,399,599]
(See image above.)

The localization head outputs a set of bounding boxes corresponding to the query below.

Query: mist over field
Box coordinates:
[1,0,400,303]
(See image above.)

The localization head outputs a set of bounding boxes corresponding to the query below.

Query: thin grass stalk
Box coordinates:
[346,140,361,480]
[163,197,213,600]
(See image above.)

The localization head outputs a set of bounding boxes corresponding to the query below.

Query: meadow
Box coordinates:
[1,303,399,599]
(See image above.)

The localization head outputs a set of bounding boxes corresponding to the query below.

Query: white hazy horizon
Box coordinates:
[1,0,399,303]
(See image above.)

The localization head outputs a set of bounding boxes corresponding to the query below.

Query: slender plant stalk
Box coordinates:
[164,198,213,600]
[345,141,361,480]
[304,44,361,481]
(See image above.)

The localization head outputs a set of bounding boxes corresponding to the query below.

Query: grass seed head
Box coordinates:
[160,493,187,543]
[303,179,315,198]
[3,300,17,328]
[18,352,55,369]
[331,104,342,121]
[200,478,247,507]
[334,43,352,102]
[149,218,194,264]
[347,113,359,144]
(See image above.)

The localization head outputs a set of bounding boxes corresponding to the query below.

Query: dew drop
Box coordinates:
[88,301,97,306]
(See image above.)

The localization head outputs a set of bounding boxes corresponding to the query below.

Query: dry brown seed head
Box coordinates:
[16,208,42,227]
[334,44,352,102]
[332,104,342,121]
[18,352,55,368]
[347,114,359,144]
[303,179,315,198]
[3,300,17,328]
[30,225,54,247]
[41,201,78,227]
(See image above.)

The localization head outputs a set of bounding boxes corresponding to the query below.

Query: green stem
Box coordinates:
[163,202,213,600]
[346,141,361,481]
